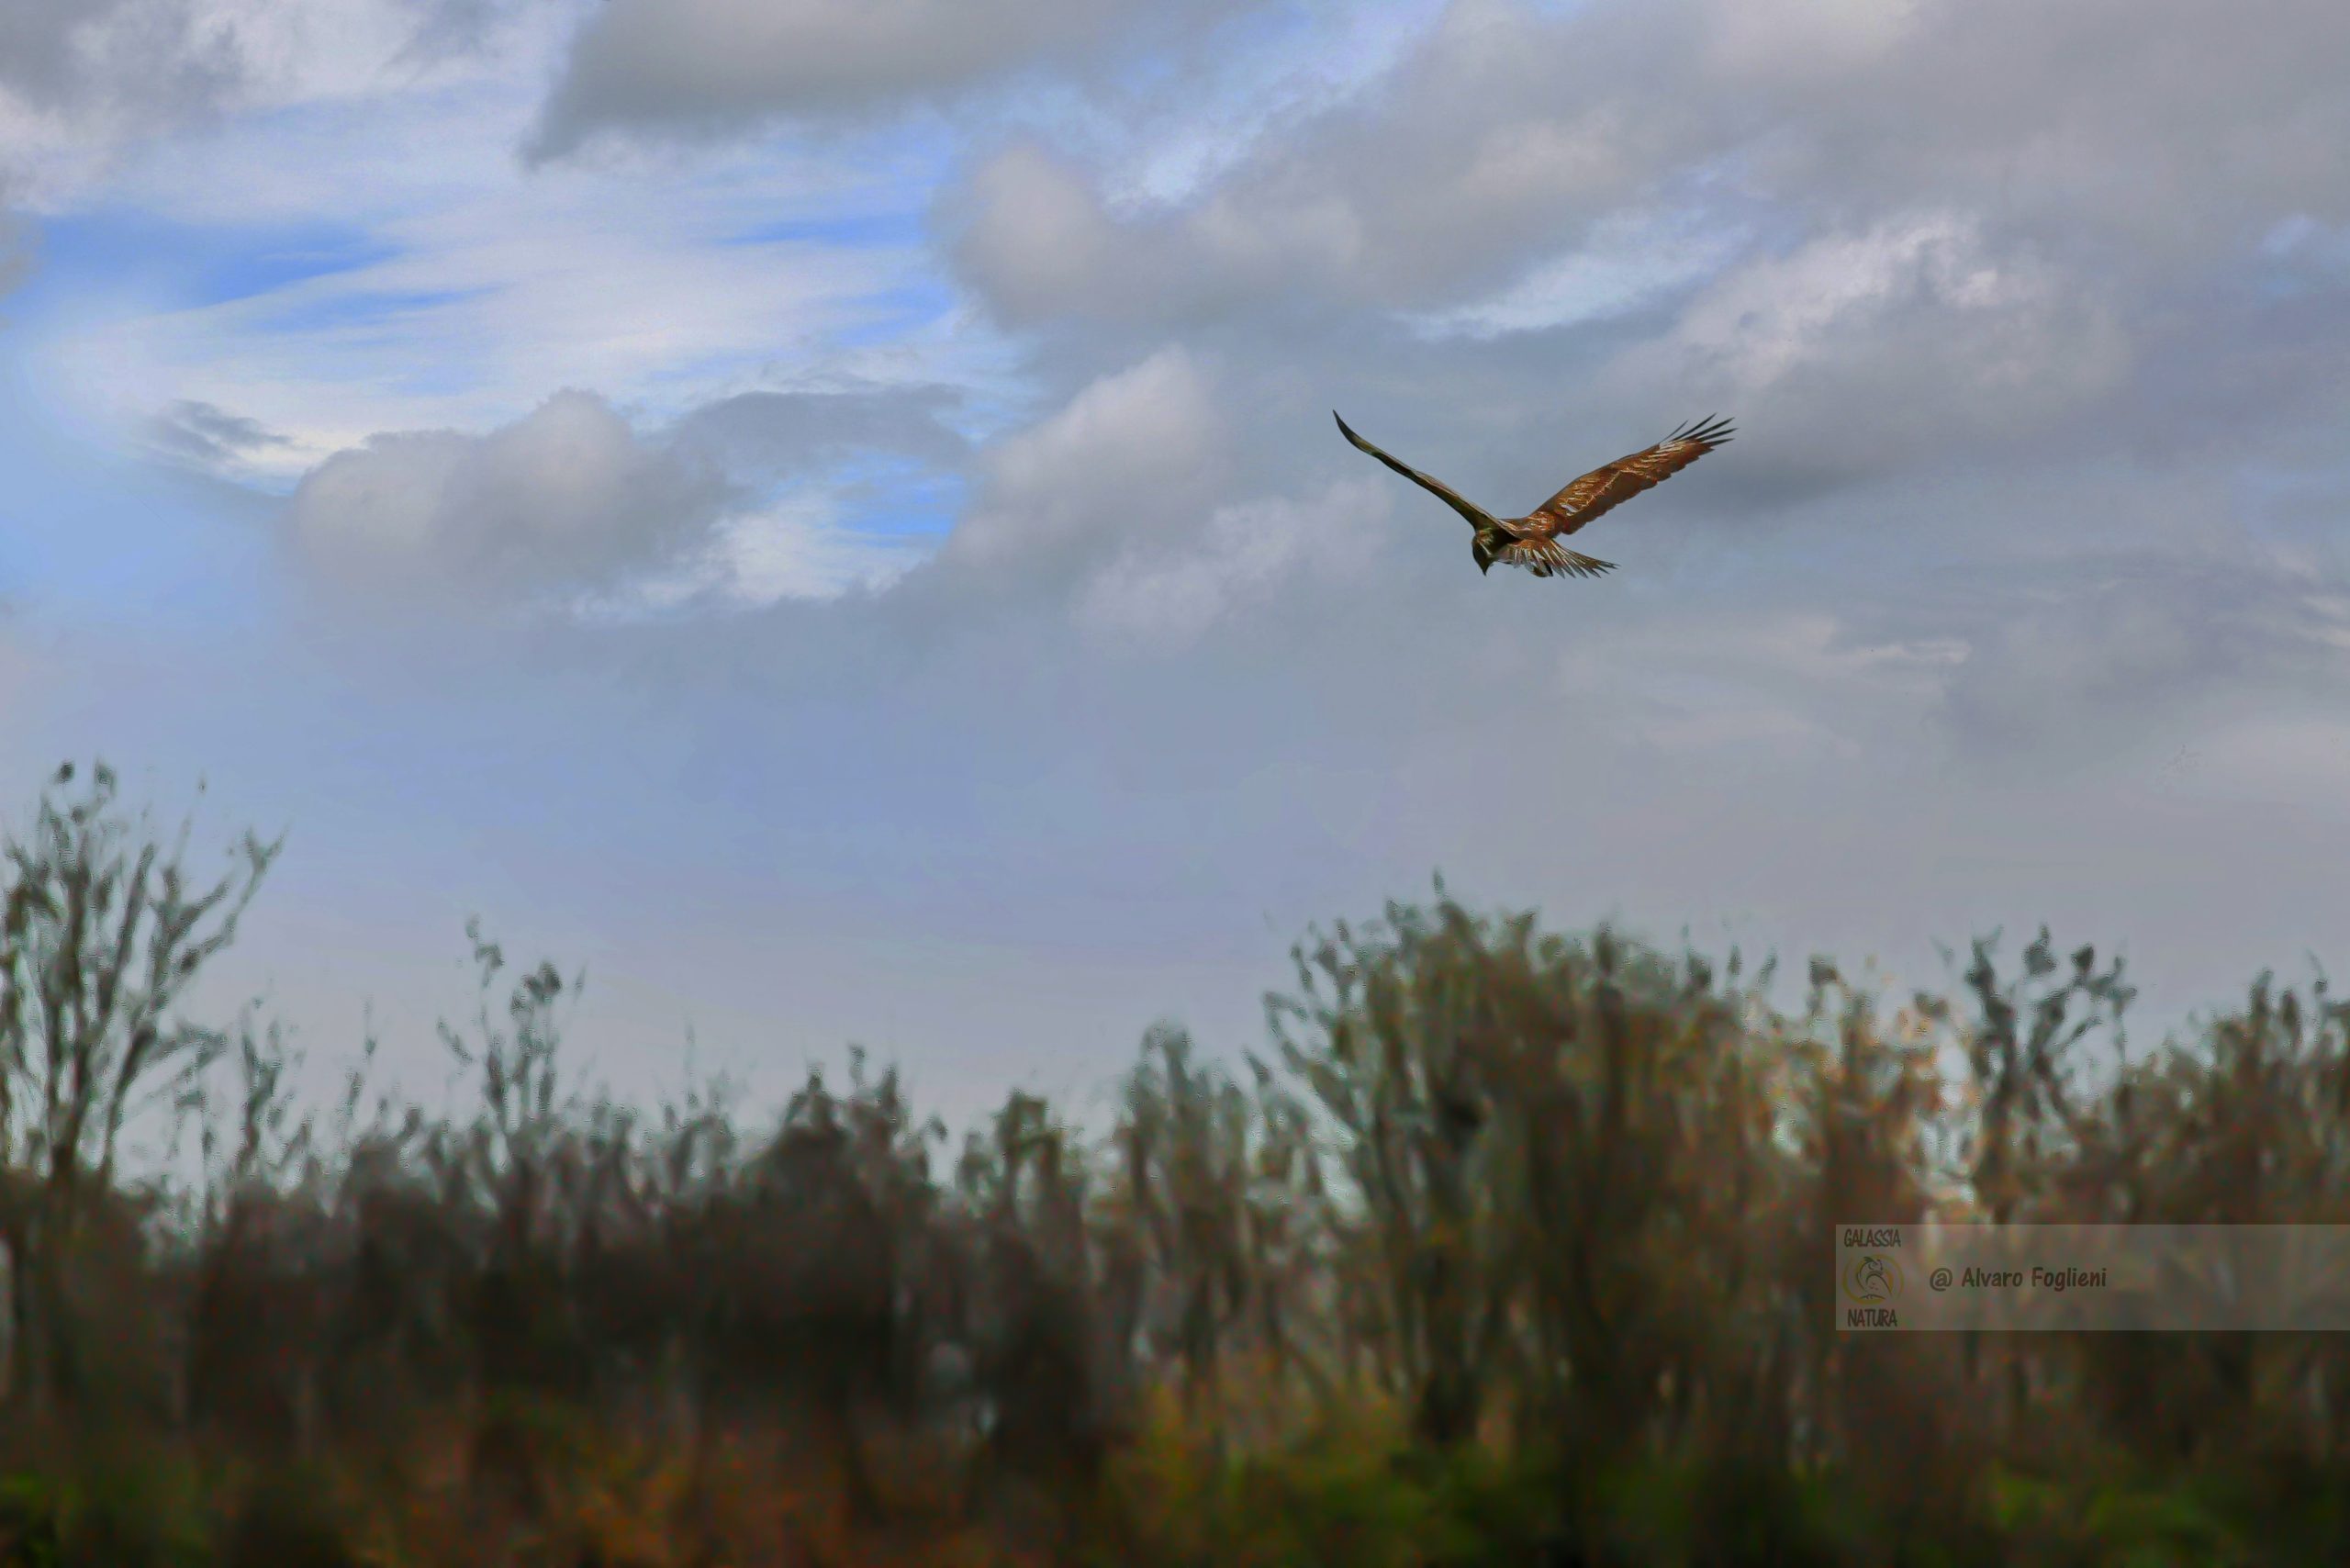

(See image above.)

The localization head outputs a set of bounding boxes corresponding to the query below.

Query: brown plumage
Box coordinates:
[1333,411,1733,578]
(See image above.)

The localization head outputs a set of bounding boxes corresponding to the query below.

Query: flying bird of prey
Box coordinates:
[1333,411,1734,579]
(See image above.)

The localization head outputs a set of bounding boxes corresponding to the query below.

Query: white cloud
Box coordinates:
[944,0,2350,342]
[287,388,733,610]
[1550,608,1968,761]
[708,496,928,603]
[1929,554,2350,755]
[946,141,1130,328]
[945,346,1228,571]
[1569,210,2137,494]
[1405,208,1749,340]
[279,380,968,622]
[1097,1,1448,210]
[39,80,975,470]
[0,0,538,204]
[944,0,1717,324]
[1695,0,1926,85]
[1669,213,2074,390]
[569,490,925,622]
[1077,477,1386,650]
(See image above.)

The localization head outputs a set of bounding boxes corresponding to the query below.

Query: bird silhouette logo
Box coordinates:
[1845,1253,1904,1305]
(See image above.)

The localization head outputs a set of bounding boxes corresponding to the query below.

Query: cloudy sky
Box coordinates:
[3,0,2345,1126]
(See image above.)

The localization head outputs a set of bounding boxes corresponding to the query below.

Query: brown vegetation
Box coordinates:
[0,763,2345,1564]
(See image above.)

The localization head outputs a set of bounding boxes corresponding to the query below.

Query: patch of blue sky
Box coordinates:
[0,379,278,631]
[1198,0,1323,56]
[375,359,494,405]
[27,207,400,314]
[2260,214,2344,260]
[242,286,496,339]
[720,210,929,250]
[1107,0,1315,95]
[2249,228,2350,304]
[824,462,966,542]
[1085,1,1451,207]
[830,282,957,348]
[628,350,820,424]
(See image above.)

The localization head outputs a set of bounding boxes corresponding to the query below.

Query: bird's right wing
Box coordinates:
[1334,411,1497,532]
[1528,415,1734,534]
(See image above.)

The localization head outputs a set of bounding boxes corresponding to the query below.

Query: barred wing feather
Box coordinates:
[1528,415,1734,535]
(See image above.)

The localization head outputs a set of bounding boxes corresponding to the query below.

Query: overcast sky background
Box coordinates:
[2,0,2345,1133]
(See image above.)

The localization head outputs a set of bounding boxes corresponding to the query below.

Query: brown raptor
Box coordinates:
[1334,411,1734,578]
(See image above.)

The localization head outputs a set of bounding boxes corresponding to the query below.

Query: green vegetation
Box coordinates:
[0,761,2344,1564]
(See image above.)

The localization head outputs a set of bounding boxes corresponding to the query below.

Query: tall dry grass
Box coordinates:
[0,764,2344,1563]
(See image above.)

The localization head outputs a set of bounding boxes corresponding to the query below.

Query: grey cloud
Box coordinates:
[939,346,1232,578]
[523,0,1258,163]
[151,398,293,469]
[1923,553,2350,759]
[947,0,2350,330]
[769,287,2347,815]
[2095,264,2350,469]
[944,1,1727,324]
[0,0,277,273]
[935,17,2190,509]
[1707,0,2350,267]
[288,390,733,611]
[945,143,1137,329]
[946,1,1707,326]
[0,204,31,305]
[1590,213,2138,496]
[1073,476,1392,652]
[930,0,2350,525]
[283,383,972,620]
[930,0,2350,533]
[393,0,520,69]
[669,383,972,477]
[0,0,246,128]
[0,0,90,107]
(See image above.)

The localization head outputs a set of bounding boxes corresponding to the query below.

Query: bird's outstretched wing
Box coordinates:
[1527,415,1733,535]
[1334,411,1498,532]
[1492,532,1616,579]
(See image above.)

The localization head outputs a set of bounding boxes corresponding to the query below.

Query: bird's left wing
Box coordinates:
[1527,415,1733,535]
[1334,411,1498,532]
